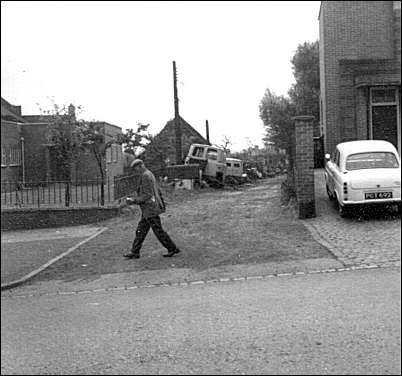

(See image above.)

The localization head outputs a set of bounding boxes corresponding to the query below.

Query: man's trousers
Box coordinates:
[131,216,177,255]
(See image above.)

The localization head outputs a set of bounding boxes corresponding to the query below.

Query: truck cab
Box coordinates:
[185,144,227,184]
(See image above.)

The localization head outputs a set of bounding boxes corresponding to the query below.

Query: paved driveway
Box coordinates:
[302,170,401,267]
[1,226,106,287]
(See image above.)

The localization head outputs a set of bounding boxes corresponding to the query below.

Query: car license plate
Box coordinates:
[365,192,393,200]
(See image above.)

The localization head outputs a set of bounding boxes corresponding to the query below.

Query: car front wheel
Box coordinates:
[326,184,335,200]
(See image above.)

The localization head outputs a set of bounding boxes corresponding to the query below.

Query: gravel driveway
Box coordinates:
[26,177,339,286]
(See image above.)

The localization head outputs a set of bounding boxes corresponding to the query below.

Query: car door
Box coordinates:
[332,149,343,198]
[325,149,338,194]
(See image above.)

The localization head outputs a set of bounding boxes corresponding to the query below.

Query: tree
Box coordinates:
[288,41,320,129]
[79,121,119,206]
[43,103,81,179]
[43,103,122,206]
[259,40,320,170]
[43,103,83,206]
[119,123,151,156]
[220,135,232,155]
[259,89,295,157]
[119,123,170,172]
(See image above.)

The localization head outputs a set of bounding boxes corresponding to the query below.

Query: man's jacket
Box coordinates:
[133,169,166,219]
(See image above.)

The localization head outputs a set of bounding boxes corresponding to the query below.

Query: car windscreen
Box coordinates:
[345,152,399,171]
[192,147,205,158]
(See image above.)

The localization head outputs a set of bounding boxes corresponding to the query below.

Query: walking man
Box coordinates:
[122,159,181,259]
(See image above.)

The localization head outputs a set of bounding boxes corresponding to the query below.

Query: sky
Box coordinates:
[1,1,321,152]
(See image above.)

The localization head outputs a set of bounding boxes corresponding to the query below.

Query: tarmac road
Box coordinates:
[1,267,400,375]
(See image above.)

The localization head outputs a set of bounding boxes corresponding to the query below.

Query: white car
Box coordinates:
[325,140,401,217]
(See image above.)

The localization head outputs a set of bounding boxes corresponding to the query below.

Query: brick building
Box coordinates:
[1,98,123,185]
[143,116,209,171]
[319,1,401,155]
[1,98,26,183]
[71,121,124,183]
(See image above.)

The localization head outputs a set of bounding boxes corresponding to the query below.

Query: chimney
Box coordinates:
[206,120,210,145]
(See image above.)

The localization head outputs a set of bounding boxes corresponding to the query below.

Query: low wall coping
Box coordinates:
[1,206,119,213]
[292,115,315,122]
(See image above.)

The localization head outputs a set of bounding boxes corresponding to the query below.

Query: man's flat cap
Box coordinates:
[130,159,144,168]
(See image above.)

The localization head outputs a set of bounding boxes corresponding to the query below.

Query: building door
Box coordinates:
[370,87,401,154]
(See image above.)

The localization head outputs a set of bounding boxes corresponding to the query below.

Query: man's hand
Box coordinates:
[118,197,137,208]
[125,197,138,205]
[118,199,128,209]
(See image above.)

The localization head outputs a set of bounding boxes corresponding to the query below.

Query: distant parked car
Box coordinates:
[325,140,401,217]
[246,167,262,180]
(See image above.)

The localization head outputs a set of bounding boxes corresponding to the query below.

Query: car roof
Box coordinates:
[226,158,242,162]
[191,144,222,150]
[337,140,398,155]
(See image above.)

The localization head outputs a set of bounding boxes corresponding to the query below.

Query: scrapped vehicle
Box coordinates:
[225,158,246,183]
[325,140,401,217]
[185,144,227,186]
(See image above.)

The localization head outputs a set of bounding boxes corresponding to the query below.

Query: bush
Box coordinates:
[280,173,296,206]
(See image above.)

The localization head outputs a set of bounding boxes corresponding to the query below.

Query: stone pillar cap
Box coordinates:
[292,115,315,121]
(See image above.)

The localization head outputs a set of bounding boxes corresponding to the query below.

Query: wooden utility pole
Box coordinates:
[173,61,182,164]
[206,120,210,145]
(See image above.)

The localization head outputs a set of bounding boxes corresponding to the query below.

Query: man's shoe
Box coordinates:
[163,248,181,257]
[124,252,140,259]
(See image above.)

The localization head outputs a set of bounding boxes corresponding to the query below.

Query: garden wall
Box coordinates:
[1,206,120,230]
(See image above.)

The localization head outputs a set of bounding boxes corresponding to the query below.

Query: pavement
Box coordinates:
[1,225,107,289]
[1,267,400,375]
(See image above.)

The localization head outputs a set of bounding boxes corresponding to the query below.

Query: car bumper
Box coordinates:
[342,198,401,206]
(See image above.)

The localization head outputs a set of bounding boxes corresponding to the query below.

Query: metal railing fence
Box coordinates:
[1,177,115,209]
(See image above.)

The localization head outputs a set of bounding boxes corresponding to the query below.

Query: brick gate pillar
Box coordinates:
[293,115,316,219]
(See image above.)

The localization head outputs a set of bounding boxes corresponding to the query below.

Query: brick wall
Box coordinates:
[72,152,102,181]
[66,122,123,183]
[293,116,316,219]
[319,1,400,155]
[355,86,369,141]
[1,120,22,183]
[104,123,123,182]
[322,1,394,61]
[394,1,401,63]
[1,206,120,230]
[21,123,48,182]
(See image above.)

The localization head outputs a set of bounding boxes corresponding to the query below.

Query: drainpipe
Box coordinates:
[206,120,210,145]
[21,136,25,186]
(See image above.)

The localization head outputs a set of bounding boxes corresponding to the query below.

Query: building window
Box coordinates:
[1,145,22,167]
[1,148,7,167]
[371,88,397,104]
[112,144,118,163]
[106,148,112,163]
